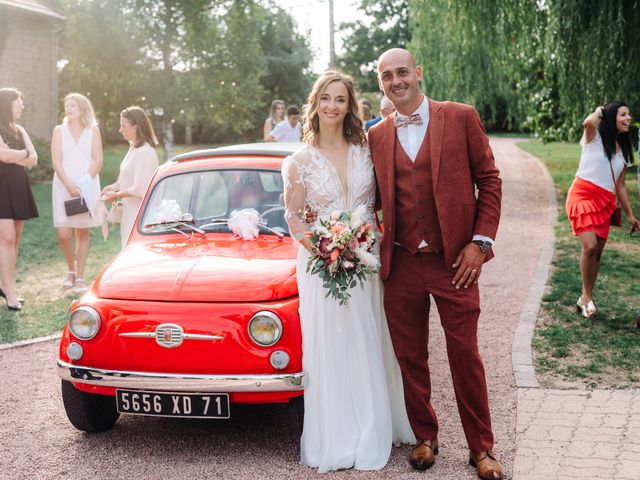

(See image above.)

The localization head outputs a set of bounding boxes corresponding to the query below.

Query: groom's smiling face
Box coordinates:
[377,49,423,115]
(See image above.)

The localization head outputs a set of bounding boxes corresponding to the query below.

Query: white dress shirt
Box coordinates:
[395,96,494,247]
[396,96,429,162]
[271,119,301,142]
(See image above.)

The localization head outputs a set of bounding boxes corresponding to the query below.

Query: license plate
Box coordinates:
[116,390,230,419]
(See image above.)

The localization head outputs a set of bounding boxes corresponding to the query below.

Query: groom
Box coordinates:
[368,48,503,479]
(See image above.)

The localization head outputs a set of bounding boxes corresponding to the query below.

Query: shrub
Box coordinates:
[28,137,54,183]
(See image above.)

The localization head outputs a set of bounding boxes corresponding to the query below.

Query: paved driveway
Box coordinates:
[0,138,553,479]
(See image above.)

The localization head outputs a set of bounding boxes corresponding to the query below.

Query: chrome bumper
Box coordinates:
[57,360,305,393]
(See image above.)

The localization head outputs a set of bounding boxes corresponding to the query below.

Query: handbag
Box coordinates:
[608,160,622,227]
[64,197,89,216]
[610,207,622,227]
[107,201,123,224]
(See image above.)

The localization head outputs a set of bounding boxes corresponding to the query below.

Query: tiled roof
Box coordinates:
[0,0,65,21]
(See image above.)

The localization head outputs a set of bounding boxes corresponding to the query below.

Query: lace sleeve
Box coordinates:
[281,154,309,241]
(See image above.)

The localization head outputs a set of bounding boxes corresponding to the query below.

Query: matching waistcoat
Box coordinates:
[393,134,443,254]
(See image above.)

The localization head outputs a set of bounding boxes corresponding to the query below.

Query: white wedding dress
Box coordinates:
[282,143,415,473]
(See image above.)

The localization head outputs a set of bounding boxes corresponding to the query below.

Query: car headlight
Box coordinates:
[68,306,102,340]
[248,311,282,346]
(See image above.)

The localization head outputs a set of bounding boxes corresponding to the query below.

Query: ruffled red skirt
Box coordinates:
[566,177,617,239]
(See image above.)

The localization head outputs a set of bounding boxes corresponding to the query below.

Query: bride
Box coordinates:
[282,70,415,473]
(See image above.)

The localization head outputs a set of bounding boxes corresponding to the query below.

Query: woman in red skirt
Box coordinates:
[566,102,640,318]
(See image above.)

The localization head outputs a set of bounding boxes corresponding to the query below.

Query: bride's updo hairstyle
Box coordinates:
[302,69,366,147]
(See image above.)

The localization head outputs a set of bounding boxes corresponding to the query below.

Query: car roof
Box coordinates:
[171,142,303,162]
[158,142,304,176]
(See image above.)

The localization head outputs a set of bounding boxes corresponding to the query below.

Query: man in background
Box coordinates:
[365,95,396,132]
[266,106,301,142]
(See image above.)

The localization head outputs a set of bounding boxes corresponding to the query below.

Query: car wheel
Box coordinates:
[61,380,120,433]
[290,395,304,435]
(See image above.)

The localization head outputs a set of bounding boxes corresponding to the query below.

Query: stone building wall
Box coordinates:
[0,7,61,140]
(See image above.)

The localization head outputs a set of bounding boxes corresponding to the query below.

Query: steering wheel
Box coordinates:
[261,206,285,218]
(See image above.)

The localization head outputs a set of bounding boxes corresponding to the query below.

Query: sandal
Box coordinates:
[62,271,76,289]
[576,296,597,318]
[73,278,88,294]
[0,288,24,304]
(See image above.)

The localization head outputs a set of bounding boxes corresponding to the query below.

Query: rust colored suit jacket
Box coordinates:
[368,98,502,280]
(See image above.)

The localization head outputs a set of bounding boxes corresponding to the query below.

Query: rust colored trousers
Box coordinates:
[383,245,494,451]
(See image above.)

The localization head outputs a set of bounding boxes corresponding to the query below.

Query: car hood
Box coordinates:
[96,237,299,302]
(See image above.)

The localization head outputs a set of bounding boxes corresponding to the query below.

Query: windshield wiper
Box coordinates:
[144,213,206,238]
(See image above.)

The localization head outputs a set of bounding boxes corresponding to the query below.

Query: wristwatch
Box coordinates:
[472,239,492,254]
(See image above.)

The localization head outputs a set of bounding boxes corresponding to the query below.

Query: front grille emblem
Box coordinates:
[155,323,184,348]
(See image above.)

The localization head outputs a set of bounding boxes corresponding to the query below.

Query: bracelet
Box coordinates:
[24,149,29,159]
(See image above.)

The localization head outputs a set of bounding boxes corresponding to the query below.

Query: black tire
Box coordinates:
[61,380,120,433]
[290,395,304,435]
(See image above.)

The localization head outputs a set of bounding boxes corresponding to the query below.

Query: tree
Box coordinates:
[409,0,640,140]
[55,0,313,148]
[56,0,147,140]
[259,2,313,108]
[338,0,411,93]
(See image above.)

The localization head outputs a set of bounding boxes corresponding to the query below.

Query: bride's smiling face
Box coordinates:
[318,80,349,127]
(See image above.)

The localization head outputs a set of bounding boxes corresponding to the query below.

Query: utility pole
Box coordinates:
[328,0,335,68]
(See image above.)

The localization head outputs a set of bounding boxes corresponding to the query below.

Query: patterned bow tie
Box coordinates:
[394,113,423,128]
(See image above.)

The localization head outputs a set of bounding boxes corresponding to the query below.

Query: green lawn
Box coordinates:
[517,140,640,388]
[0,144,218,344]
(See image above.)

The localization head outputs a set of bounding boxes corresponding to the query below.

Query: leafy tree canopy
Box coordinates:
[337,0,411,93]
[54,0,312,146]
[410,0,640,141]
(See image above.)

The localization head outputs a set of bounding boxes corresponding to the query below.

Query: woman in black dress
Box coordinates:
[0,88,39,311]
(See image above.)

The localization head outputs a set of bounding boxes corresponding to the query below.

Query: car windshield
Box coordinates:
[140,168,289,236]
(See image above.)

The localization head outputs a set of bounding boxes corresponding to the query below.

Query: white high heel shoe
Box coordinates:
[576,296,597,318]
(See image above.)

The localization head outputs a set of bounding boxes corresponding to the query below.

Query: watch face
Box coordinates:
[474,240,490,252]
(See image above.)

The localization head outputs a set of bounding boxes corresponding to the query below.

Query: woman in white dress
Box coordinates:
[102,106,159,249]
[282,70,415,473]
[51,93,103,294]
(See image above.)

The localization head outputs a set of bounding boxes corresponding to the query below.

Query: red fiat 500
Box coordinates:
[57,143,305,432]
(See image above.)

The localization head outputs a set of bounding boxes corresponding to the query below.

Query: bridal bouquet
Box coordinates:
[305,206,379,305]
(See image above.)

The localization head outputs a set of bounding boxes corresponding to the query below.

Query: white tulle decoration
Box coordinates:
[150,199,183,224]
[228,208,263,240]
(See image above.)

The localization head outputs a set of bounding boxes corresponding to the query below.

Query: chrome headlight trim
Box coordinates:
[248,311,283,347]
[68,306,102,340]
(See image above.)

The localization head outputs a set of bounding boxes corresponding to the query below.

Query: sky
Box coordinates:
[274,0,367,72]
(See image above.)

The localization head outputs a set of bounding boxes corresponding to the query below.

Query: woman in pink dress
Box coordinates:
[102,106,159,249]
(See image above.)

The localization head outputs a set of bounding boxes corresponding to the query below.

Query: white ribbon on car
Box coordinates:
[228,208,263,240]
[207,208,283,240]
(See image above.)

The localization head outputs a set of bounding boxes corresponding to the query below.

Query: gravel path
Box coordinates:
[0,138,552,479]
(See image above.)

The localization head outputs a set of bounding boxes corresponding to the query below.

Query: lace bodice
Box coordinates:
[282,143,376,240]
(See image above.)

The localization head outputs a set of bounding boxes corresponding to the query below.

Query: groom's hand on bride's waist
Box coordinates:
[304,203,317,223]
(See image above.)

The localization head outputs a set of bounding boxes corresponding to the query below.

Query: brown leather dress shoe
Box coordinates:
[469,450,503,480]
[409,439,438,471]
